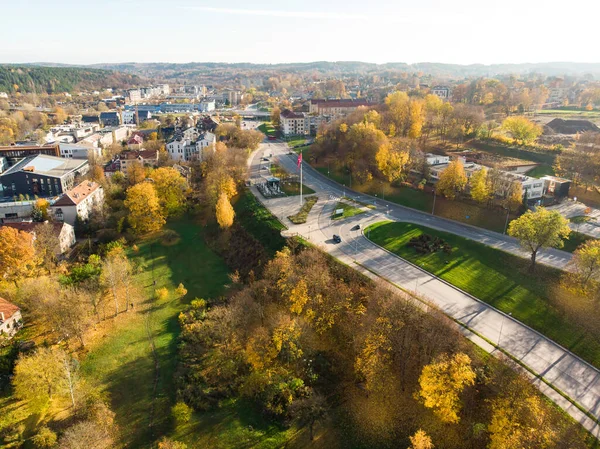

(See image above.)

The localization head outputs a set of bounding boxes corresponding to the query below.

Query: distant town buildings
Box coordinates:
[431,85,451,100]
[308,99,371,116]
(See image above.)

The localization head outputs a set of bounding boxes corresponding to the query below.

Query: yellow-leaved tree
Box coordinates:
[215,192,235,229]
[152,167,188,217]
[436,159,467,199]
[469,168,491,203]
[0,226,37,285]
[508,207,570,271]
[418,352,476,424]
[124,183,165,234]
[376,142,411,182]
[502,116,543,144]
[408,429,434,449]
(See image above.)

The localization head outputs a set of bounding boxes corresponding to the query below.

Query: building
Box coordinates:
[0,144,61,160]
[122,110,135,125]
[223,90,242,105]
[198,100,216,112]
[308,99,371,116]
[59,143,102,160]
[426,157,545,200]
[3,221,75,254]
[45,124,99,143]
[541,176,571,198]
[425,153,450,166]
[0,200,38,222]
[127,134,144,150]
[280,110,309,136]
[431,86,451,100]
[0,297,22,338]
[118,149,159,171]
[166,132,216,162]
[0,155,89,198]
[51,181,104,226]
[99,111,121,127]
[126,89,142,104]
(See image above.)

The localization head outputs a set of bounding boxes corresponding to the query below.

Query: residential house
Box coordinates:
[0,155,89,198]
[0,298,22,338]
[280,110,309,136]
[166,132,216,162]
[127,134,144,150]
[541,176,571,198]
[2,221,76,254]
[431,86,451,100]
[119,149,159,171]
[51,181,104,226]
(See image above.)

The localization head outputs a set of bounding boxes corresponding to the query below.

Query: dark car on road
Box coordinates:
[333,235,342,243]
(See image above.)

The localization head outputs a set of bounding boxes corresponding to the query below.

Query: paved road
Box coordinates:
[249,140,600,437]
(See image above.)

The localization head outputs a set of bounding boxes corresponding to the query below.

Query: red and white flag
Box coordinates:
[297,152,302,169]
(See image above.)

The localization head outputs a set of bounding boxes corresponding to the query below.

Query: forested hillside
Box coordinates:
[0,65,143,94]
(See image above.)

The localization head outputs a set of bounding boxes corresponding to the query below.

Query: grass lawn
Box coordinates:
[470,141,556,165]
[331,201,365,220]
[234,190,287,255]
[562,230,593,253]
[526,164,555,178]
[288,196,318,224]
[81,219,232,448]
[286,136,307,148]
[280,181,316,196]
[365,220,600,368]
[258,122,277,137]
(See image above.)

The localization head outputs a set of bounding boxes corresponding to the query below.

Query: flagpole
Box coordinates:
[300,149,303,206]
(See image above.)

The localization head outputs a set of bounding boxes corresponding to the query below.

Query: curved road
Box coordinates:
[249,140,600,438]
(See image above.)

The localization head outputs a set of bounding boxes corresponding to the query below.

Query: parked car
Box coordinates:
[353,224,361,231]
[333,235,342,243]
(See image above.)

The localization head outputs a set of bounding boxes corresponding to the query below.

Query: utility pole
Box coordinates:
[503,208,510,234]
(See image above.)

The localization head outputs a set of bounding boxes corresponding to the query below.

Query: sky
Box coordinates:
[1,0,598,65]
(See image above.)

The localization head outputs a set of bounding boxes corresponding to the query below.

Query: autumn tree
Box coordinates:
[0,226,36,284]
[502,116,543,144]
[59,420,113,449]
[32,426,58,449]
[124,183,165,234]
[508,207,570,271]
[100,247,134,315]
[568,240,600,291]
[271,107,281,127]
[13,347,79,412]
[469,168,491,203]
[127,161,146,185]
[376,141,411,182]
[152,167,188,217]
[436,159,467,199]
[503,182,523,212]
[33,222,60,273]
[408,429,434,449]
[418,352,476,424]
[216,192,235,229]
[289,393,327,441]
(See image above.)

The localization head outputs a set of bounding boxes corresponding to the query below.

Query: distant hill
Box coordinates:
[84,61,600,80]
[0,65,144,94]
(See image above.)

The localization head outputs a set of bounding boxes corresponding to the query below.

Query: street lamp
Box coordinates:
[498,312,512,346]
[503,207,510,234]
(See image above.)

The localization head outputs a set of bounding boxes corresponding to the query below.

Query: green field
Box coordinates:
[331,201,366,220]
[258,122,277,137]
[526,164,555,178]
[286,136,308,148]
[365,221,600,368]
[470,141,556,165]
[234,190,287,255]
[81,219,232,447]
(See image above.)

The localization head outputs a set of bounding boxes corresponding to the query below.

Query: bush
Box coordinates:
[408,234,452,255]
[32,426,57,448]
[171,401,193,425]
[155,287,169,301]
[175,283,188,298]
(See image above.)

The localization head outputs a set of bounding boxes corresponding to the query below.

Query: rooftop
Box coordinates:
[1,155,88,178]
[281,109,305,119]
[53,181,102,207]
[0,297,20,321]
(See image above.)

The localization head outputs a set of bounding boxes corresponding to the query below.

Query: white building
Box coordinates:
[51,181,104,226]
[0,297,22,338]
[425,153,450,166]
[198,100,216,112]
[122,110,136,125]
[280,110,309,136]
[166,132,216,162]
[59,143,102,160]
[431,86,451,100]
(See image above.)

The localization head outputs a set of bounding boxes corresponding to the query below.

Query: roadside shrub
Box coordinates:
[171,401,193,425]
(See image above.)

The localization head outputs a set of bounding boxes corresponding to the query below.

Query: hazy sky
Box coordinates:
[1,0,598,65]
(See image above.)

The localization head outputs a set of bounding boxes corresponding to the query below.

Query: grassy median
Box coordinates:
[332,201,366,220]
[288,196,318,224]
[365,220,600,368]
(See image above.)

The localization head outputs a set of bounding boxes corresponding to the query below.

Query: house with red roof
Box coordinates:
[0,297,22,338]
[127,134,144,150]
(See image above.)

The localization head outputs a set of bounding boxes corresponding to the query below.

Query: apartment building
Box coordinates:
[280,110,309,136]
[166,132,216,162]
[308,99,371,116]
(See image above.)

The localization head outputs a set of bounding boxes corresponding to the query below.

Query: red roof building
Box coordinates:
[0,297,22,337]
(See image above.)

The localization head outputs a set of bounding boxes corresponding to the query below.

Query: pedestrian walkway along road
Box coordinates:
[249,141,600,438]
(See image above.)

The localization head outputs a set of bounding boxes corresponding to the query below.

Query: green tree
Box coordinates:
[502,116,543,144]
[289,393,327,441]
[436,159,467,200]
[418,352,476,424]
[508,207,570,271]
[469,168,491,203]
